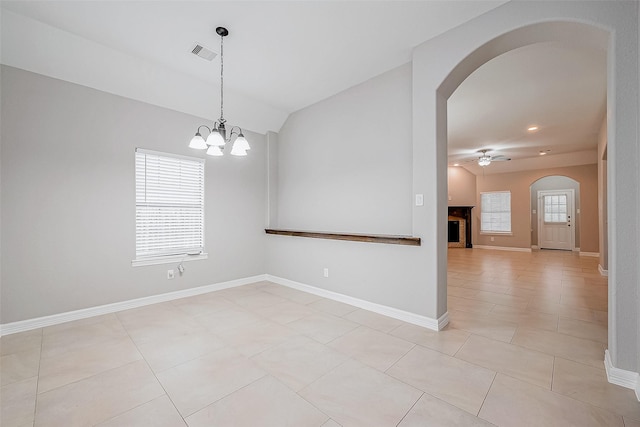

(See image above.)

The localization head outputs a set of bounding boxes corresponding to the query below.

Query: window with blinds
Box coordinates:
[480,191,511,233]
[134,149,205,264]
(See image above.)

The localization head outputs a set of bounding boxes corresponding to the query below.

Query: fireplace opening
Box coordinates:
[448,206,473,248]
[448,220,460,243]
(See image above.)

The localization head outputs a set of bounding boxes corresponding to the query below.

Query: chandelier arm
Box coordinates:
[197,125,212,135]
[228,126,243,137]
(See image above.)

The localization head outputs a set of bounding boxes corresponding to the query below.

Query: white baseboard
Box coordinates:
[474,245,532,253]
[531,245,539,250]
[266,274,446,331]
[580,251,600,257]
[604,349,640,401]
[0,274,268,336]
[598,264,609,276]
[1,273,447,335]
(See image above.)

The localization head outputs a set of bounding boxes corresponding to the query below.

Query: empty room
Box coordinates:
[1,1,639,426]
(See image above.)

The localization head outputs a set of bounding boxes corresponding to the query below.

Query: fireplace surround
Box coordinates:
[448,206,474,248]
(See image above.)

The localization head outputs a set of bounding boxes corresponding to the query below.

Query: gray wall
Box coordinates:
[277,63,413,235]
[0,66,267,323]
[267,63,438,318]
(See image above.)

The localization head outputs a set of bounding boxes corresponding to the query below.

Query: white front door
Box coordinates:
[538,190,574,250]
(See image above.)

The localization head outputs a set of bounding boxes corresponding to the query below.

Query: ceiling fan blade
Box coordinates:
[490,155,511,161]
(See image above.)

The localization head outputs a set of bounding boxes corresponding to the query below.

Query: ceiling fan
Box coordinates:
[477,149,511,167]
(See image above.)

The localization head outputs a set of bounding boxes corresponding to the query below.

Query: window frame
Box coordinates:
[542,194,569,224]
[480,190,512,235]
[132,148,208,267]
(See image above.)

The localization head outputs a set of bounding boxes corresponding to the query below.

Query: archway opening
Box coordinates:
[440,21,608,330]
[530,175,580,252]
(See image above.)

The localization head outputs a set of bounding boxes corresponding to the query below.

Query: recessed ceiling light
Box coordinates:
[528,126,539,132]
[453,163,460,167]
[539,149,550,155]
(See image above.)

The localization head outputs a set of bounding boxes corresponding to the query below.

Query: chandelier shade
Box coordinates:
[206,129,225,147]
[206,145,224,156]
[189,132,208,149]
[189,26,249,157]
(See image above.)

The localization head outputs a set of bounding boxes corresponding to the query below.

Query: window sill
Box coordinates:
[131,253,208,267]
[479,232,513,236]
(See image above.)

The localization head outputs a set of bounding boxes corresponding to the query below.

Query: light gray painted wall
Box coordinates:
[0,66,267,323]
[266,131,278,228]
[277,63,413,235]
[267,63,438,318]
[597,117,608,271]
[530,176,581,248]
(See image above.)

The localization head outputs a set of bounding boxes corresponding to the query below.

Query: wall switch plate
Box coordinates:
[323,268,329,278]
[167,269,175,279]
[415,194,424,206]
[532,209,536,214]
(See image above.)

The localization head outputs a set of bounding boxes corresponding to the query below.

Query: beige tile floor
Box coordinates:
[2,249,639,426]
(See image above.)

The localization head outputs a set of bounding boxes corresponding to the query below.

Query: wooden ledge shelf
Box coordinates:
[265,229,421,246]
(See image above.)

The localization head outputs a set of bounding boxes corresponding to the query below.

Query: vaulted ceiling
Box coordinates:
[1,1,606,175]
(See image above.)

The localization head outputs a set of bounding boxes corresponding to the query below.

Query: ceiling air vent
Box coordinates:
[191,44,217,61]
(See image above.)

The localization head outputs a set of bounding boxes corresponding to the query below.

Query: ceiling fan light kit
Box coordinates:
[189,26,250,157]
[476,149,510,167]
[478,153,492,166]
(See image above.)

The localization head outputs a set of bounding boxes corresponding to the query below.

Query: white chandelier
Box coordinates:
[189,27,250,156]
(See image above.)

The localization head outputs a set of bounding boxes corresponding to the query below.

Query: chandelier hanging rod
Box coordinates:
[188,26,250,157]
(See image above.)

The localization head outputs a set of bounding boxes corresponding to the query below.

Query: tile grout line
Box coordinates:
[31,328,44,425]
[476,371,498,419]
[114,313,188,425]
[394,392,424,427]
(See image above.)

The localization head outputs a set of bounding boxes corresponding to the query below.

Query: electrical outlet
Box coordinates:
[490,237,495,242]
[323,268,329,278]
[167,269,175,279]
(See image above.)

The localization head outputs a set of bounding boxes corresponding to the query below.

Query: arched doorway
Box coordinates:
[435,20,608,314]
[411,6,640,388]
[530,176,581,252]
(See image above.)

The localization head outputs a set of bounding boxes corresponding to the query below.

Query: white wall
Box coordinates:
[0,66,267,323]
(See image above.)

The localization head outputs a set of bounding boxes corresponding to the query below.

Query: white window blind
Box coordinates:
[135,149,205,262]
[481,191,511,233]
